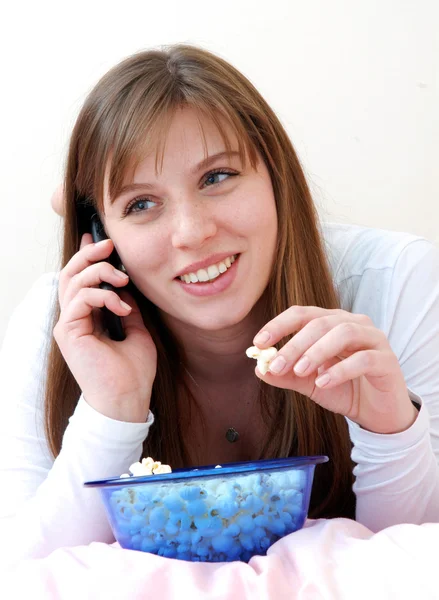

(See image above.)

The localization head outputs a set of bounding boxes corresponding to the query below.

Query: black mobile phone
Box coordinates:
[76,197,126,341]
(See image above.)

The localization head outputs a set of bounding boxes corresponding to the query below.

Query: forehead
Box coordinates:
[103,106,250,206]
[139,108,241,173]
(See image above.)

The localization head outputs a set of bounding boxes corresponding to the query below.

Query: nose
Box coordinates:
[171,198,217,250]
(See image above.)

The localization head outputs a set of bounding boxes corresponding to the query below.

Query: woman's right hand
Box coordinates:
[53,234,157,423]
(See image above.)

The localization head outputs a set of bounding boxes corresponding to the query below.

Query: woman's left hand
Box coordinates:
[252,306,418,434]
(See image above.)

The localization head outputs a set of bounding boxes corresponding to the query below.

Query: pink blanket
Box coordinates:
[2,518,437,599]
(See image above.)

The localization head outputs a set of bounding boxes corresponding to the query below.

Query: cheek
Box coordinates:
[235,183,278,241]
[115,230,168,277]
[250,188,278,269]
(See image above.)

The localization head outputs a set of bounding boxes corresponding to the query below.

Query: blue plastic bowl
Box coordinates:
[84,455,328,563]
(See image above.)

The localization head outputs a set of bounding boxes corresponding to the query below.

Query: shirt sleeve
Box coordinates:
[347,239,439,531]
[0,274,154,566]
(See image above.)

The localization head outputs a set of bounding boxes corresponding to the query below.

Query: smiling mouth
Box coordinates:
[176,254,239,284]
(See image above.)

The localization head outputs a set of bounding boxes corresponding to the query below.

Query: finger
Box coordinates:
[91,306,105,336]
[117,289,149,335]
[266,314,347,375]
[58,288,132,340]
[252,305,343,348]
[317,357,339,375]
[58,238,114,304]
[254,365,316,398]
[61,261,129,309]
[291,322,386,378]
[314,350,396,390]
[80,233,93,249]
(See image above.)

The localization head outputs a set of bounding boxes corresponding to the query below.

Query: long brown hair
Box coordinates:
[45,44,354,519]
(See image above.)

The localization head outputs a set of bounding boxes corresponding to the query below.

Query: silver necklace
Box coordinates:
[181,364,242,443]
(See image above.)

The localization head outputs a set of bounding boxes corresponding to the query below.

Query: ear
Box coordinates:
[51,184,65,216]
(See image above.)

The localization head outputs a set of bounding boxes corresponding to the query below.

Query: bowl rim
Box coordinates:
[83,455,329,488]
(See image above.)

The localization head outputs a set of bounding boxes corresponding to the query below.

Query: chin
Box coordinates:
[181,304,254,332]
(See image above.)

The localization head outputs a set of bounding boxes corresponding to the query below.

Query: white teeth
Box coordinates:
[180,254,237,283]
[196,269,209,282]
[207,265,220,279]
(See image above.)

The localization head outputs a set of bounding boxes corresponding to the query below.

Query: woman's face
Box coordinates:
[102,107,278,331]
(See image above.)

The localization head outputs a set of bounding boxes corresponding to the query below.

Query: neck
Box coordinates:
[160,297,267,386]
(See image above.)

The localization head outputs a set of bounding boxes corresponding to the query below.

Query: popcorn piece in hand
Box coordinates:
[246,346,278,375]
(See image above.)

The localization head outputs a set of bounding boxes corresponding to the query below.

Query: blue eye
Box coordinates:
[204,172,228,186]
[124,197,156,216]
[203,169,238,187]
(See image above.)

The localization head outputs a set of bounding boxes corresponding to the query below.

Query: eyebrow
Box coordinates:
[112,150,241,203]
[193,150,240,175]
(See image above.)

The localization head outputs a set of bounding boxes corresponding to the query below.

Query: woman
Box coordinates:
[1,44,438,563]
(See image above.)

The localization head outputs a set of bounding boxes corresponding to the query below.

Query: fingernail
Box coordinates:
[315,373,330,388]
[113,268,128,279]
[269,355,286,374]
[294,356,310,375]
[254,331,270,345]
[95,239,110,247]
[119,299,132,311]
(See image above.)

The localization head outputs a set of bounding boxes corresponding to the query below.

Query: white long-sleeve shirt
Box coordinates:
[0,222,438,566]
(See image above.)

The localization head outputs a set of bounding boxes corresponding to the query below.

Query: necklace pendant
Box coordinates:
[225,427,240,443]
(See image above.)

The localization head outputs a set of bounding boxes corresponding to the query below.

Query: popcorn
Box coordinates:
[245,346,278,375]
[112,454,310,562]
[153,464,172,475]
[111,468,307,562]
[120,457,172,478]
[129,462,151,477]
[142,457,154,470]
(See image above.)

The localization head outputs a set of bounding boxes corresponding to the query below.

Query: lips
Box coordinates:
[174,252,240,279]
[175,253,240,297]
[180,255,237,283]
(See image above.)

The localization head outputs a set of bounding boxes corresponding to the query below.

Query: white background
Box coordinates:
[0,0,438,343]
